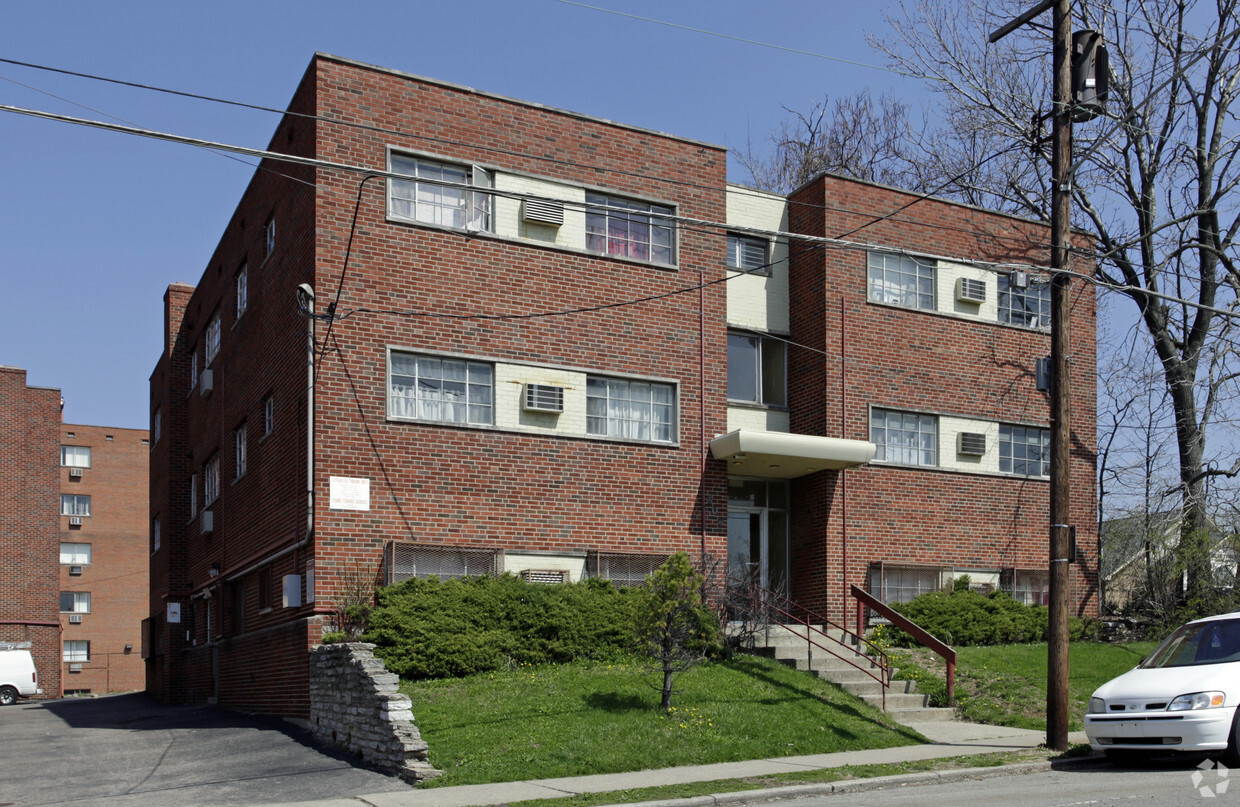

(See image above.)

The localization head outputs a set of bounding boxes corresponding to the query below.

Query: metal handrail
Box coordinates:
[747,585,890,710]
[851,584,956,704]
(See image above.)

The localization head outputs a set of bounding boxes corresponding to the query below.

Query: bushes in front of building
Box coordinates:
[364,574,643,679]
[874,588,1093,646]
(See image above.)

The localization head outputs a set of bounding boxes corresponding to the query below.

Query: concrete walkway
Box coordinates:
[259,723,1089,807]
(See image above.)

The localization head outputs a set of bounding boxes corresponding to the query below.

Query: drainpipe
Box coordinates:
[699,269,708,562]
[839,296,849,633]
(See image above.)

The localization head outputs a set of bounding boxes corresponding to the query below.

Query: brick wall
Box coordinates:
[0,366,62,698]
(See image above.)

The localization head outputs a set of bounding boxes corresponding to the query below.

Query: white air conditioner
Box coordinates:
[522,198,565,226]
[69,467,83,478]
[523,383,565,413]
[68,614,82,624]
[957,432,987,456]
[69,565,83,577]
[956,277,987,303]
[200,510,214,535]
[69,517,82,527]
[200,369,214,396]
[68,663,82,673]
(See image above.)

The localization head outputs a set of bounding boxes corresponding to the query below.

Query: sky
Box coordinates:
[0,0,926,429]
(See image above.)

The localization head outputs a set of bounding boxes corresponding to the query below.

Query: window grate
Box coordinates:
[957,432,987,455]
[523,198,565,226]
[523,383,565,413]
[520,569,570,585]
[956,277,987,303]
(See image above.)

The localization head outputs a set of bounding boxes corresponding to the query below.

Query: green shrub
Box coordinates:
[364,574,642,679]
[883,589,1052,646]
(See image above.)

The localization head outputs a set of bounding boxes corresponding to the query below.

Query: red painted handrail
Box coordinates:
[850,584,956,704]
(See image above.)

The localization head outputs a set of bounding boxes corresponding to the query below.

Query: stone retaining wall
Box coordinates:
[308,642,440,783]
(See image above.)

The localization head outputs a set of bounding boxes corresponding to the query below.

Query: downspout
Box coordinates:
[839,296,850,632]
[700,269,708,562]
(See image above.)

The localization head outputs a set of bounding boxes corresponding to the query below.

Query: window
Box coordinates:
[60,543,91,565]
[388,154,493,231]
[205,312,221,365]
[152,517,161,553]
[389,353,494,425]
[586,376,676,443]
[153,408,162,444]
[265,216,275,258]
[585,193,674,265]
[190,473,198,518]
[1003,568,1049,606]
[727,331,786,406]
[868,252,935,310]
[63,640,89,662]
[870,409,937,466]
[59,592,90,613]
[235,264,248,317]
[998,275,1051,329]
[234,424,247,480]
[61,494,91,516]
[263,395,274,436]
[258,567,273,612]
[869,563,949,605]
[204,454,220,505]
[727,233,769,274]
[1000,424,1050,477]
[190,349,199,390]
[61,446,91,468]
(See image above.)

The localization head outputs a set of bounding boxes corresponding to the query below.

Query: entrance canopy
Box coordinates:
[710,429,876,479]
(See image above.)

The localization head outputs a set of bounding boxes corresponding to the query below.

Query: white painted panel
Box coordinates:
[726,406,790,434]
[939,416,1000,474]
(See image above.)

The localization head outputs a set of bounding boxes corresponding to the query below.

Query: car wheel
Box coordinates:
[1222,710,1240,767]
[0,686,17,706]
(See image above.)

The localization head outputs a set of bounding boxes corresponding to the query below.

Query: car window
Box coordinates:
[1142,618,1240,668]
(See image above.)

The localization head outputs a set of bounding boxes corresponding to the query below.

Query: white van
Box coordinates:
[0,650,41,705]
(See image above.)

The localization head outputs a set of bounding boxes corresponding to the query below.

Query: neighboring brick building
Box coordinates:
[148,53,1097,717]
[0,366,61,698]
[58,424,150,694]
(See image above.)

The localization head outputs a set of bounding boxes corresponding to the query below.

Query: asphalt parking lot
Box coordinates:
[0,692,411,807]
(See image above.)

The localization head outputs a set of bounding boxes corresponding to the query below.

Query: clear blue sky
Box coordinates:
[0,0,921,429]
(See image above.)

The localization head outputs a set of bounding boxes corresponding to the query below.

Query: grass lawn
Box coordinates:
[402,654,924,787]
[889,640,1158,731]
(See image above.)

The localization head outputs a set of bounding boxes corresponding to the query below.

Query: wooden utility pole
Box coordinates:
[991,0,1073,752]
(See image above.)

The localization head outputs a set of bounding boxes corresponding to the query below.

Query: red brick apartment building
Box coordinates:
[147,53,1097,716]
[1,366,150,698]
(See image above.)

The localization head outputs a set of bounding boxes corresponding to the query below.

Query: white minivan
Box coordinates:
[0,650,42,705]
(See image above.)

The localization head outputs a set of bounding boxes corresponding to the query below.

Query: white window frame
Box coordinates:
[61,446,91,468]
[234,424,247,480]
[585,193,675,266]
[388,351,494,426]
[727,331,786,407]
[153,408,162,445]
[236,264,248,318]
[63,640,89,663]
[867,252,935,310]
[153,516,161,554]
[204,454,220,505]
[999,424,1051,477]
[190,348,199,391]
[190,473,198,519]
[265,216,276,258]
[60,591,90,614]
[998,275,1051,330]
[388,153,493,232]
[726,233,769,275]
[870,409,938,467]
[61,494,91,517]
[60,542,91,565]
[586,376,677,443]
[263,395,274,436]
[205,312,222,365]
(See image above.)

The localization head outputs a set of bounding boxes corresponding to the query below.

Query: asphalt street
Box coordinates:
[0,693,412,807]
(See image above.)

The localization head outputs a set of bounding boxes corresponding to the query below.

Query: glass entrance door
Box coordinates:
[726,479,789,597]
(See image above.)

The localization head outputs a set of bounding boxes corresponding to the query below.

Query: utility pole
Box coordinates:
[991,0,1073,752]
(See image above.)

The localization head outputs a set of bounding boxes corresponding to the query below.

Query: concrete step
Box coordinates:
[835,678,918,698]
[775,654,885,676]
[857,691,932,710]
[880,706,957,723]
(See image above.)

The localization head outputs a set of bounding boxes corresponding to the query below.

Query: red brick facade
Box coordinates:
[148,54,1097,717]
[58,424,150,694]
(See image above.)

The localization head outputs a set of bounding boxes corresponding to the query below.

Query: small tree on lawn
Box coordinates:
[636,552,719,710]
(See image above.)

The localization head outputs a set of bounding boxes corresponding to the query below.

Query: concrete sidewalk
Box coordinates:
[259,722,1087,807]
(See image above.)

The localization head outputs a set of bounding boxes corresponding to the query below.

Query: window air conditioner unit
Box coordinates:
[200,369,214,396]
[69,517,82,527]
[957,432,987,456]
[1009,270,1030,290]
[520,569,570,585]
[522,198,565,226]
[956,278,987,304]
[68,614,82,624]
[68,663,82,673]
[69,468,83,478]
[69,565,83,577]
[523,383,565,414]
[200,510,214,535]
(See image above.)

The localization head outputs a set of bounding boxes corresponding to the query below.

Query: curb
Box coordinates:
[603,760,1060,807]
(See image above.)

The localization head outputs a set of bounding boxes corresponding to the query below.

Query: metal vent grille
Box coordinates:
[523,198,565,226]
[523,383,565,413]
[520,569,570,585]
[69,468,83,478]
[957,432,987,455]
[586,551,670,587]
[956,277,987,303]
[384,541,501,585]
